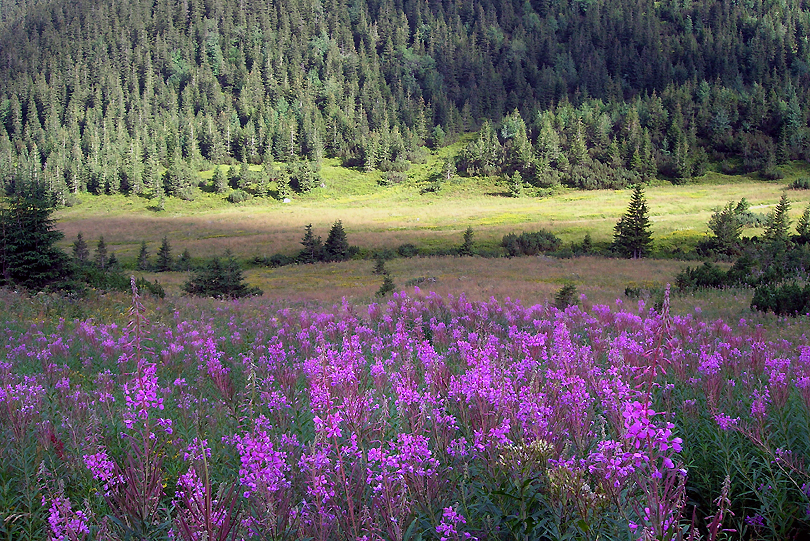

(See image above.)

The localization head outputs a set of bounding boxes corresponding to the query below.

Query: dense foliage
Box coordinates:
[1,287,809,540]
[2,0,810,198]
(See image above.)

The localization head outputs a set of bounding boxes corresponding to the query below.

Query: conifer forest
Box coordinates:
[2,0,810,197]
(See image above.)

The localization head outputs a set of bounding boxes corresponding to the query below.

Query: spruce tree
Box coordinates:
[156,236,173,272]
[795,203,810,244]
[612,185,653,258]
[323,220,349,262]
[136,240,150,270]
[72,233,90,263]
[298,224,323,264]
[764,194,791,244]
[459,226,475,256]
[0,186,70,289]
[178,248,193,271]
[213,166,227,194]
[94,236,108,270]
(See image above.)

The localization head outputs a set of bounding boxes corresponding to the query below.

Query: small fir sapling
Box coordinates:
[136,240,150,271]
[156,236,173,272]
[72,233,90,263]
[459,226,475,256]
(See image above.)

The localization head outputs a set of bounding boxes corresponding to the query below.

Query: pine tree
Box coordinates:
[708,202,744,255]
[376,273,395,297]
[94,236,108,270]
[137,240,150,271]
[72,232,90,263]
[323,220,350,262]
[178,248,193,271]
[213,166,227,194]
[612,185,653,258]
[581,232,593,254]
[763,194,791,244]
[372,255,387,275]
[795,203,810,244]
[298,224,323,263]
[460,226,475,256]
[156,236,173,272]
[0,186,70,289]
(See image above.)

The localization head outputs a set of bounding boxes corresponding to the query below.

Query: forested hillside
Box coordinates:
[2,0,810,199]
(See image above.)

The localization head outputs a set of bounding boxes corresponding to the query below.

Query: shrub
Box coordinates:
[790,177,810,190]
[501,230,561,256]
[379,171,407,186]
[228,189,250,203]
[675,262,728,291]
[751,282,810,316]
[183,252,262,299]
[252,253,295,268]
[553,283,578,309]
[397,244,419,257]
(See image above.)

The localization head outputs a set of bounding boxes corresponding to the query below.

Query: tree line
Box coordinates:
[2,0,810,200]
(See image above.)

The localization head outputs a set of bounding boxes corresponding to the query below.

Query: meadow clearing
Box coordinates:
[51,151,810,317]
[0,156,805,540]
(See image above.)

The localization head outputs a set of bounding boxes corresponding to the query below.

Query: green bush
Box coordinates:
[675,262,728,291]
[790,177,810,189]
[183,253,263,299]
[397,243,419,257]
[553,283,578,309]
[252,253,295,268]
[227,189,250,203]
[751,282,810,316]
[502,230,561,257]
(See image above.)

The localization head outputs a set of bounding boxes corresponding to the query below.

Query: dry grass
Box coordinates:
[140,254,809,344]
[146,255,690,306]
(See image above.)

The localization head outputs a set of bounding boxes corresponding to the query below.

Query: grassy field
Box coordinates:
[55,155,810,261]
[50,148,810,320]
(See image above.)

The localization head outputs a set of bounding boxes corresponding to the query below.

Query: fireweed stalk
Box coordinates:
[82,278,173,539]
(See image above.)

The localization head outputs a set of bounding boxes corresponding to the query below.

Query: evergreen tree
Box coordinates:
[212,166,227,194]
[107,252,120,270]
[763,194,791,244]
[298,224,323,264]
[72,233,90,263]
[376,272,396,297]
[94,236,108,270]
[372,255,388,275]
[156,236,173,272]
[795,203,810,244]
[612,185,653,258]
[0,186,70,289]
[707,202,744,256]
[323,220,350,262]
[136,240,150,271]
[509,171,523,198]
[460,226,475,256]
[183,251,262,299]
[178,248,193,271]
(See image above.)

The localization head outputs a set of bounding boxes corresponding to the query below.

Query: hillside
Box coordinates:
[1,0,810,201]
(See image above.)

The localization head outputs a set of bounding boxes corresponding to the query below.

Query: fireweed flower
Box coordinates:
[46,494,91,541]
[436,505,476,541]
[232,417,290,498]
[122,360,163,428]
[83,448,122,494]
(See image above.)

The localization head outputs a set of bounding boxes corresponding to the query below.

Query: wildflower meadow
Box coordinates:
[1,279,809,540]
